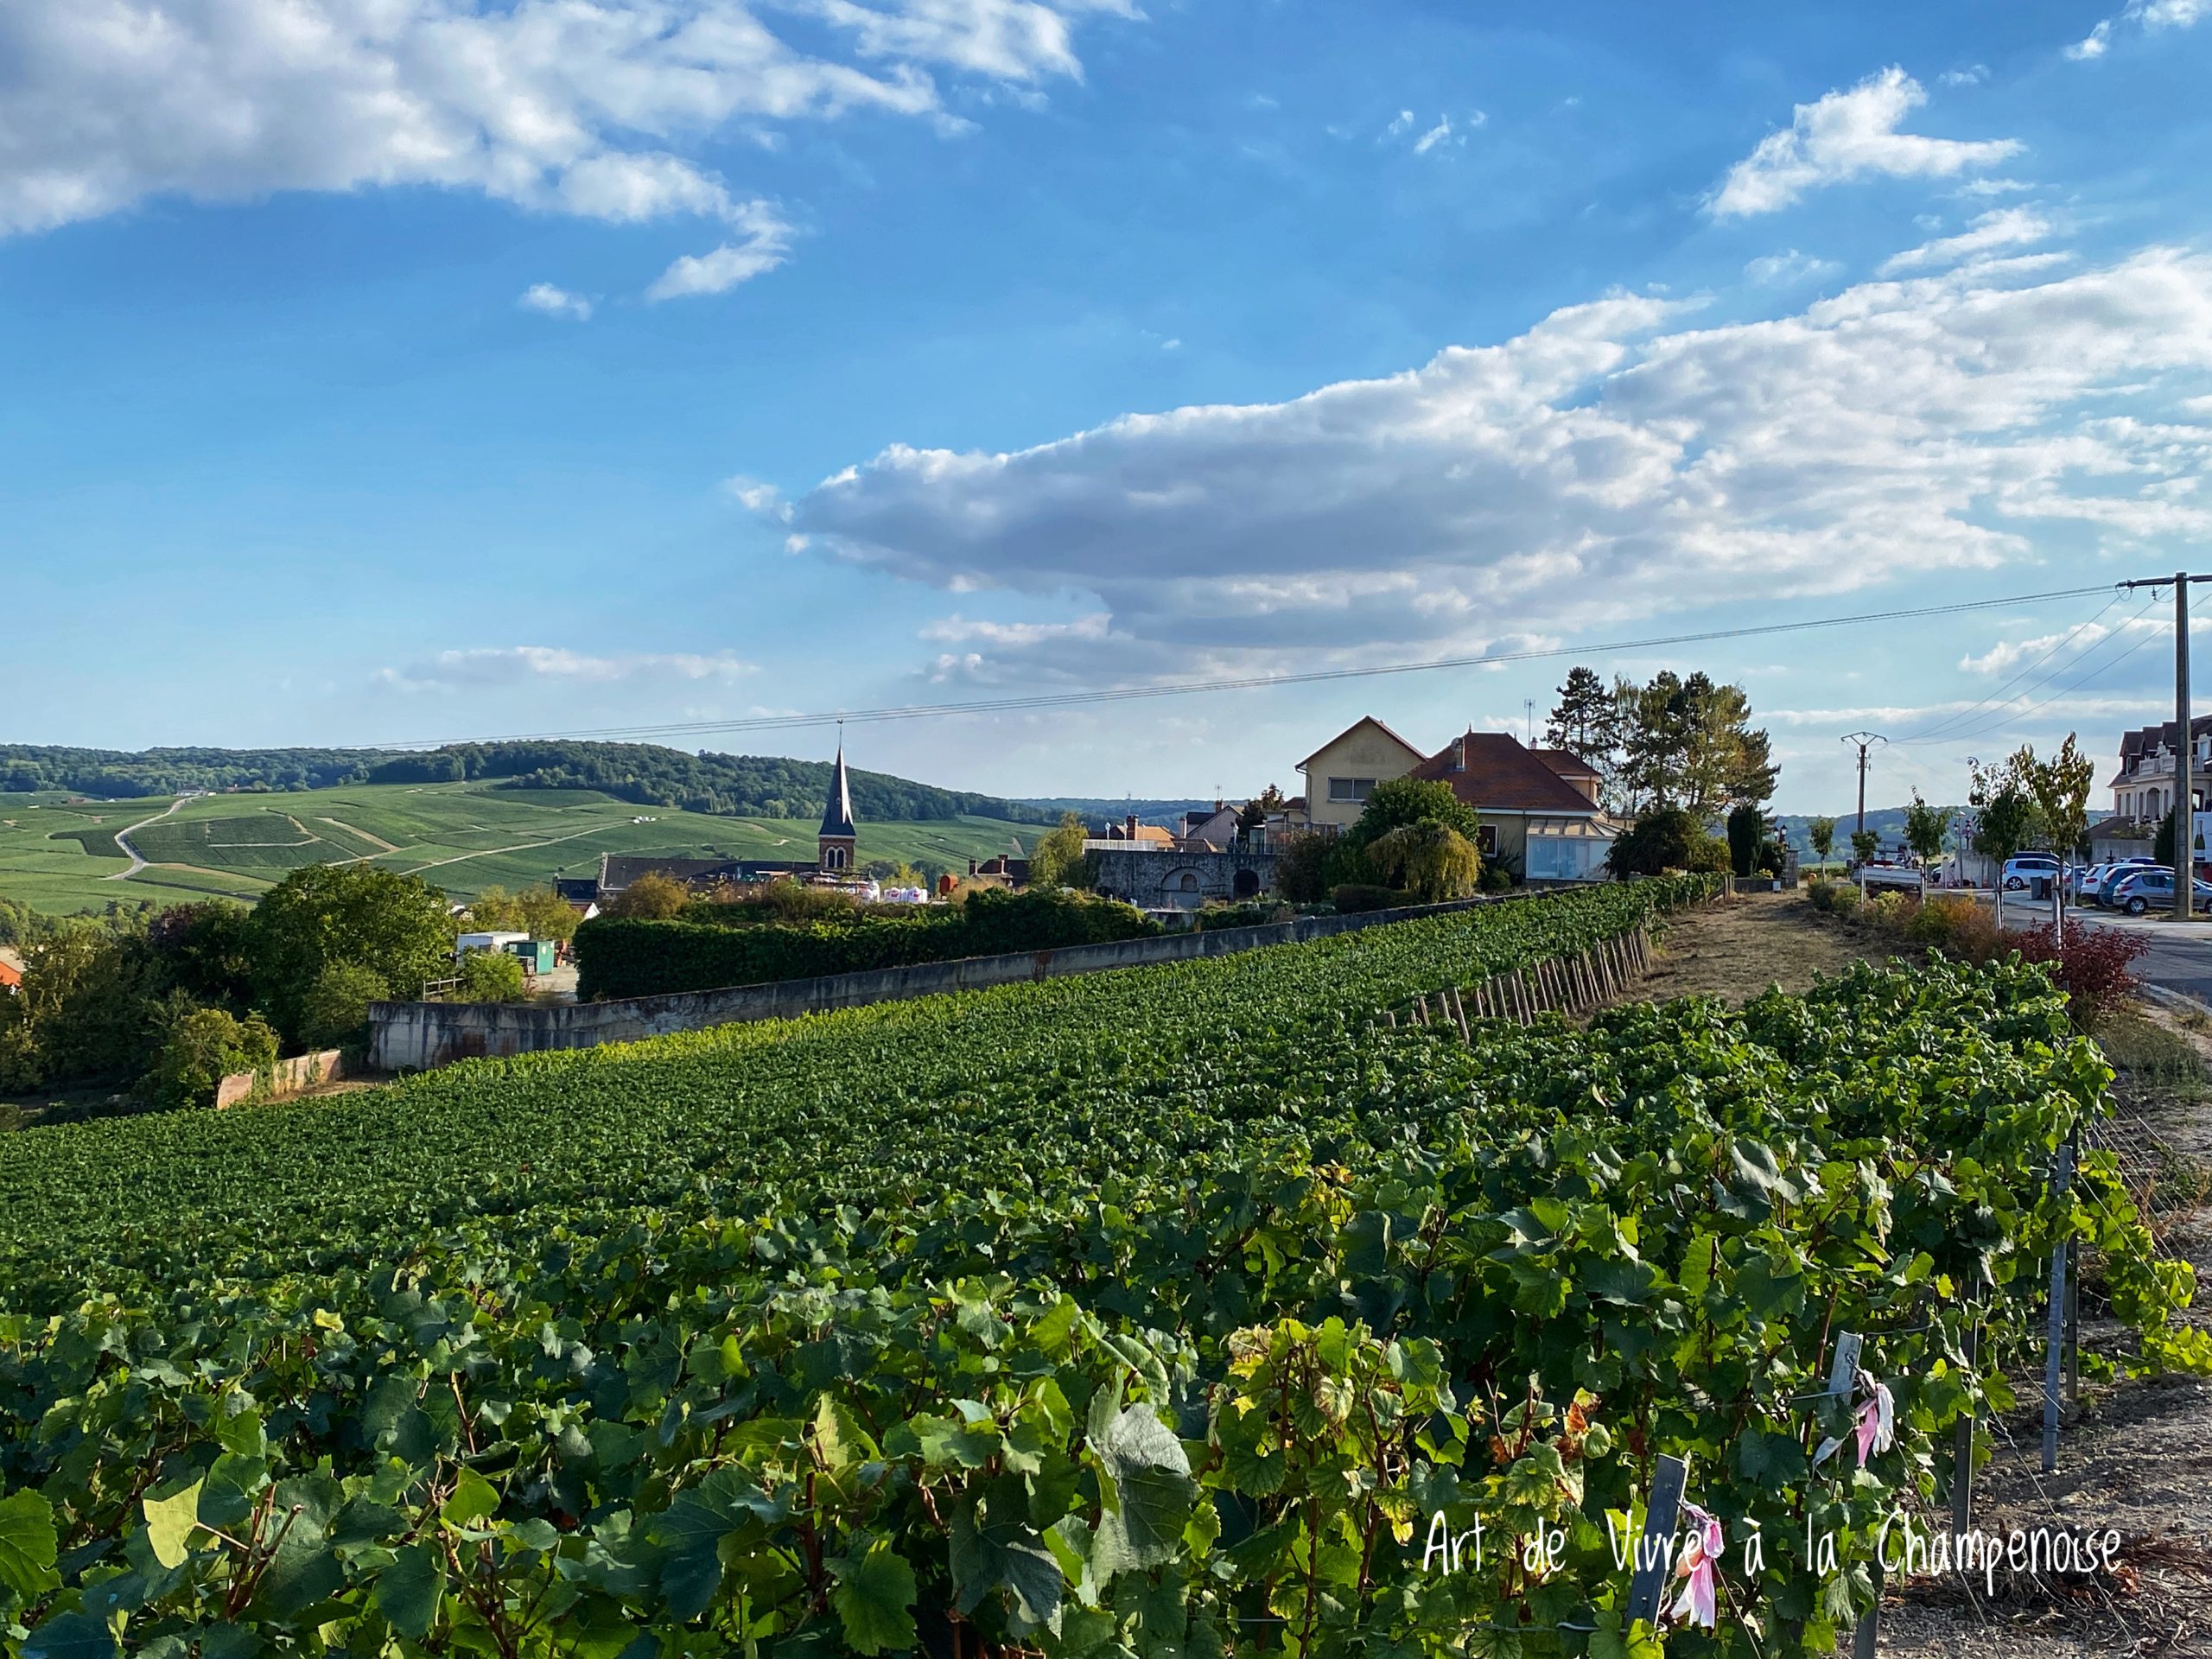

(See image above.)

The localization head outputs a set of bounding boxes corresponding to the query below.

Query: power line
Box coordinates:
[362,582,2116,752]
[1928,598,2166,747]
[1891,590,2128,746]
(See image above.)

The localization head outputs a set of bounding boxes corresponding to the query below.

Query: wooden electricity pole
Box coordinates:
[2119,573,2210,920]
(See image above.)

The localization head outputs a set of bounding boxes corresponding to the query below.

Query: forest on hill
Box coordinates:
[0,741,1056,825]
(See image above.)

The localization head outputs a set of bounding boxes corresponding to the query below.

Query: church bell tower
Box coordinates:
[818,740,858,873]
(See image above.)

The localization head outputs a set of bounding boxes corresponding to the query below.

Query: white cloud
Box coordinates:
[2069,0,2209,60]
[1745,249,1840,287]
[376,645,757,690]
[1385,110,1415,137]
[0,0,1131,286]
[1878,207,2052,275]
[1708,67,2021,217]
[790,250,2212,685]
[723,474,791,518]
[1412,118,1453,155]
[645,200,793,298]
[518,282,592,320]
[1940,64,1991,86]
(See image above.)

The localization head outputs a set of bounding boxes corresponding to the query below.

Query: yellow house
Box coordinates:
[1295,716,1427,831]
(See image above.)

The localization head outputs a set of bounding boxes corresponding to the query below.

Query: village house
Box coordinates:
[2108,717,2212,828]
[1294,716,1427,831]
[1294,717,1617,881]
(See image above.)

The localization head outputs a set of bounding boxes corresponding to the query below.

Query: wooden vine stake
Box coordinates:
[1624,1454,1689,1628]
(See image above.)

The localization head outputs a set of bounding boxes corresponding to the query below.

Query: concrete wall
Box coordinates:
[215,1048,346,1109]
[368,893,1516,1073]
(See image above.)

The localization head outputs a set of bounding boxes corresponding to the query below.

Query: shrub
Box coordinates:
[1272,831,1337,904]
[690,880,864,926]
[1686,833,1730,874]
[143,1005,278,1110]
[1607,808,1703,877]
[1331,884,1411,914]
[1479,864,1513,893]
[298,962,392,1051]
[2013,922,2147,1024]
[1864,891,1915,930]
[574,887,1158,1000]
[1827,883,1861,916]
[605,870,691,919]
[1193,901,1293,932]
[1807,879,1837,912]
[1727,803,1763,876]
[454,949,528,1004]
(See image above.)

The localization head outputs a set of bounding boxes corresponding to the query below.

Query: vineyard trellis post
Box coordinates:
[2043,1137,2075,1472]
[1952,1320,1979,1537]
[1624,1454,1688,1627]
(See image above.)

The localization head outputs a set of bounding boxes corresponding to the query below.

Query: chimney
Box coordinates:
[1126,813,1139,841]
[968,858,978,875]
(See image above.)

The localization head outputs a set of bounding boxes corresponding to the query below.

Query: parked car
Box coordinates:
[2093,860,2164,907]
[2000,853,2062,899]
[2108,868,2212,915]
[2077,856,2155,905]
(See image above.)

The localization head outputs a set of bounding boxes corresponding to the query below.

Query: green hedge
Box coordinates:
[575,887,1160,999]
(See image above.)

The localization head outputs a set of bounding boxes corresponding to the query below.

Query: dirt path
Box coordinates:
[319,816,398,853]
[105,794,192,880]
[1620,889,1909,1004]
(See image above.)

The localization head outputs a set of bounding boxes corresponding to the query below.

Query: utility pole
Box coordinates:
[1841,732,1887,842]
[2119,573,2212,919]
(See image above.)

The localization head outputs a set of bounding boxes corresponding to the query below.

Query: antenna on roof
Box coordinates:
[1524,698,1535,745]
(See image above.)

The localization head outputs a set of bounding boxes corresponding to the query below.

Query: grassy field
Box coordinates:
[0,783,1039,916]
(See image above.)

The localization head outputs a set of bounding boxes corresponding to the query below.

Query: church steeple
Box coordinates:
[818,737,858,872]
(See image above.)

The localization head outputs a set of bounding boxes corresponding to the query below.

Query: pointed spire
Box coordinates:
[820,737,856,840]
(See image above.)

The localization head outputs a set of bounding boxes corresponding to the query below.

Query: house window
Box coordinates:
[1327,777,1376,803]
[1179,872,1199,893]
[1478,825,1497,856]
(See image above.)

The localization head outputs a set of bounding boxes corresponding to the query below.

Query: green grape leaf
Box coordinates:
[830,1538,918,1656]
[0,1490,60,1602]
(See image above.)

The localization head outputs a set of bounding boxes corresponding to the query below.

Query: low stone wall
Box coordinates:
[214,1048,346,1109]
[368,893,1517,1073]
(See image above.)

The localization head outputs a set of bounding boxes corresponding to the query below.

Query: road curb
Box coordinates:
[2137,982,2212,1022]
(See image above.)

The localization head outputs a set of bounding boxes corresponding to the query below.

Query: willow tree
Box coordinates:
[1369,817,1483,902]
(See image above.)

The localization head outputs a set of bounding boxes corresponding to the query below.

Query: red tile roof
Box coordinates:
[1412,732,1605,815]
[1531,747,1601,778]
[0,960,20,990]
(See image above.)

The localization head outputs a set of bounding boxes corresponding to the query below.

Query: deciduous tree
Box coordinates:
[1904,792,1955,867]
[1026,812,1093,890]
[1807,816,1837,868]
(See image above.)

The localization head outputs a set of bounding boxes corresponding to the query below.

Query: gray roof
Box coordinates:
[820,742,857,839]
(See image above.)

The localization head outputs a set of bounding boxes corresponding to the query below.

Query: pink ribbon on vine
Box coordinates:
[1814,1369,1895,1469]
[1669,1501,1725,1630]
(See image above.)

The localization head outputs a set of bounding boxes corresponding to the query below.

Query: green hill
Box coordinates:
[0,741,1056,826]
[0,782,1035,918]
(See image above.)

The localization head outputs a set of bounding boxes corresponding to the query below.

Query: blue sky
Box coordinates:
[7,0,2212,812]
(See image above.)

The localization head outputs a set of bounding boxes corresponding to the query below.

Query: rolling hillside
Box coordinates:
[0,783,1035,916]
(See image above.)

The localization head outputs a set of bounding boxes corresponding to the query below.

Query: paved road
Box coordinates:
[2059,906,2212,1005]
